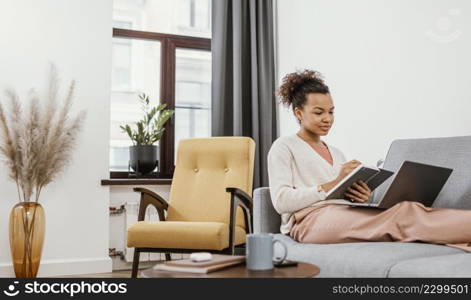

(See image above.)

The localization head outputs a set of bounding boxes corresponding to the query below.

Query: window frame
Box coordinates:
[110,28,211,179]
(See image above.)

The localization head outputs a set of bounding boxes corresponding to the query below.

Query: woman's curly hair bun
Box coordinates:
[277,69,329,109]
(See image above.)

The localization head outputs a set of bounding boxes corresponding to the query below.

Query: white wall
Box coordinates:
[277,0,471,165]
[0,0,112,276]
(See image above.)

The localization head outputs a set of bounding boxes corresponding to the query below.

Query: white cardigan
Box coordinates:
[267,134,352,234]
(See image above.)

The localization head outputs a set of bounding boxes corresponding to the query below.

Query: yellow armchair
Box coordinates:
[127,137,255,277]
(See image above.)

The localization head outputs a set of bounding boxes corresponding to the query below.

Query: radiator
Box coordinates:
[124,201,164,263]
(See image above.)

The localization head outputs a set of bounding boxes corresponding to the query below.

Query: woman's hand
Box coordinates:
[345,181,371,203]
[337,160,362,181]
[320,160,363,194]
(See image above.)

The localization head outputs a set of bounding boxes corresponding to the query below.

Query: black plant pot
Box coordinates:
[129,145,159,176]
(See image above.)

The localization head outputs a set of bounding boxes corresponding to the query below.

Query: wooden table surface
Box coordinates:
[140,262,320,278]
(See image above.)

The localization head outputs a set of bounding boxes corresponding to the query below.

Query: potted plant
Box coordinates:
[120,93,174,176]
[0,65,86,277]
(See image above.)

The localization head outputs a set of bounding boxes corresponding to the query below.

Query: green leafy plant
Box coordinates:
[120,93,174,145]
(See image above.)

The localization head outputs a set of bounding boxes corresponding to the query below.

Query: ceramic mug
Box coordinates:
[246,233,288,270]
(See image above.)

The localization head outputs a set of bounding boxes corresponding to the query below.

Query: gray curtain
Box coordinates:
[211,0,277,188]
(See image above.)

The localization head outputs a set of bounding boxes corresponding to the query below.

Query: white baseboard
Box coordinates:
[0,257,112,277]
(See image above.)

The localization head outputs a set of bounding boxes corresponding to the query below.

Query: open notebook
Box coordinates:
[326,164,394,200]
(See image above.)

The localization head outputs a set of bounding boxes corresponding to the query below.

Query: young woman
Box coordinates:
[267,69,471,252]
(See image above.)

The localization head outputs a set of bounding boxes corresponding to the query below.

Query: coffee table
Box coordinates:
[140,261,320,278]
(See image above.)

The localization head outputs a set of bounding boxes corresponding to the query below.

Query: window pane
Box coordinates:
[110,38,161,171]
[174,48,211,162]
[113,0,211,38]
[112,40,132,89]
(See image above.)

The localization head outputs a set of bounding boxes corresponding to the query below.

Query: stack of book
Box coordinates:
[153,255,245,274]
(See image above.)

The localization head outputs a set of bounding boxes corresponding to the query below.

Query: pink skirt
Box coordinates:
[290,201,471,253]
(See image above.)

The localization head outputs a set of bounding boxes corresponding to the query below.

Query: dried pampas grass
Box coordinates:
[0,65,86,202]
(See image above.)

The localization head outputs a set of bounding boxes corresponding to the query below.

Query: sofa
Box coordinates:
[253,135,471,277]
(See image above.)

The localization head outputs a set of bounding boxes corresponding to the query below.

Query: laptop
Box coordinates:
[336,161,453,209]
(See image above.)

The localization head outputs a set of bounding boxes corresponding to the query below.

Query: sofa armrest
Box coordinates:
[133,187,169,222]
[253,187,281,233]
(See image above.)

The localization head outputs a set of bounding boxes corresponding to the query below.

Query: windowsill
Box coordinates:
[101,178,172,186]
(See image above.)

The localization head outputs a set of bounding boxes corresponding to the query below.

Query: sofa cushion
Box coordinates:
[374,136,471,209]
[388,253,471,277]
[273,234,465,277]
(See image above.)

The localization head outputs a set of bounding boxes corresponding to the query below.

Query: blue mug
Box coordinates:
[246,233,288,270]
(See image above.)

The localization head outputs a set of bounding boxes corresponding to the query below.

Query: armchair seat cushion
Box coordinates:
[127,221,246,250]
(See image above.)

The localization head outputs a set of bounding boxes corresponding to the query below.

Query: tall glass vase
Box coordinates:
[9,202,45,278]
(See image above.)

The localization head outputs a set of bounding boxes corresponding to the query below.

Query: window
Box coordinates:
[113,0,211,38]
[175,48,211,163]
[111,39,132,90]
[110,38,161,171]
[110,0,211,178]
[178,0,211,33]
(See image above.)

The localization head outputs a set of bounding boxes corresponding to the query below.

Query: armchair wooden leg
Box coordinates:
[165,253,171,261]
[131,248,140,278]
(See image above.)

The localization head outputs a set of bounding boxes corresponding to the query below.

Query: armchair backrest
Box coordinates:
[166,137,255,230]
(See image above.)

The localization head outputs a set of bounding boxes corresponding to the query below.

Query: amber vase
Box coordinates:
[9,202,45,278]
